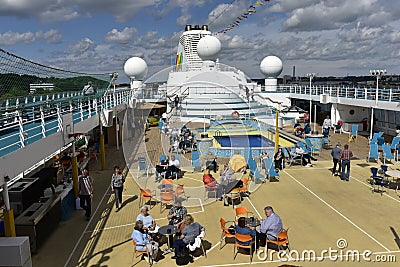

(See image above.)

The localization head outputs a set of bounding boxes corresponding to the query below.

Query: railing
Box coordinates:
[0,88,135,157]
[273,85,400,102]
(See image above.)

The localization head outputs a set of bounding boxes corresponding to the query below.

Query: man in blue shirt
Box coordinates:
[331,143,342,176]
[256,206,283,247]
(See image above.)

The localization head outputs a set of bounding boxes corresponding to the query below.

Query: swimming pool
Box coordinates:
[214,135,274,148]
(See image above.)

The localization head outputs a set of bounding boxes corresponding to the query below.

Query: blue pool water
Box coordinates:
[214,135,274,148]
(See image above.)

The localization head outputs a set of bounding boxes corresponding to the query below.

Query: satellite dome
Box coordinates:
[197,36,221,61]
[124,57,148,80]
[260,56,283,78]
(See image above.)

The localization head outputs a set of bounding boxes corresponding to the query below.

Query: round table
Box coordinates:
[385,170,400,178]
[158,184,173,190]
[159,225,177,255]
[245,218,261,228]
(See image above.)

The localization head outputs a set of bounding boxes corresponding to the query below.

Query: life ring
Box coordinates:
[231,110,240,119]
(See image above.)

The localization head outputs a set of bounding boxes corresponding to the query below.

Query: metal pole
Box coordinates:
[71,139,79,198]
[309,77,312,128]
[100,122,106,170]
[275,106,279,153]
[370,107,374,140]
[115,112,119,151]
[313,104,317,133]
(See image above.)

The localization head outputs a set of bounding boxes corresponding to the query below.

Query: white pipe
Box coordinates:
[2,181,11,210]
[370,107,374,140]
[313,104,317,133]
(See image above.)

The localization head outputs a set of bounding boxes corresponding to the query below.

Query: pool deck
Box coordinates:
[31,125,400,267]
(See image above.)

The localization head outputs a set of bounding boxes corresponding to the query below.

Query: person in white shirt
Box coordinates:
[295,144,317,166]
[323,115,332,137]
[166,155,180,178]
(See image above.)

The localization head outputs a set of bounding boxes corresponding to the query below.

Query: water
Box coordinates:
[214,135,274,148]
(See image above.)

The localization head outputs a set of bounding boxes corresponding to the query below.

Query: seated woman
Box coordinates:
[136,205,159,240]
[203,172,224,199]
[131,220,159,261]
[235,217,256,245]
[273,147,285,171]
[172,215,204,259]
[155,156,169,181]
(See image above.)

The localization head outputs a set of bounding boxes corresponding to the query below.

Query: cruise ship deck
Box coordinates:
[30,126,400,267]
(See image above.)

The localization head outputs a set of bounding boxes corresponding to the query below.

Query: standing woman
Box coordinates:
[111,166,125,211]
[78,168,93,221]
[274,147,284,171]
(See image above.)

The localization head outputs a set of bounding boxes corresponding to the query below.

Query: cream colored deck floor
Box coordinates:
[32,133,400,267]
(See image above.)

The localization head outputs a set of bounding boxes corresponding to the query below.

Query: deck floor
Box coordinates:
[31,127,400,267]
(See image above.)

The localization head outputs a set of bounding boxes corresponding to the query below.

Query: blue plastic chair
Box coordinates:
[369,132,384,144]
[368,143,379,162]
[349,124,358,142]
[268,163,280,182]
[382,144,394,164]
[191,150,202,172]
[380,165,388,177]
[296,142,311,154]
[263,158,273,182]
[248,158,265,183]
[390,136,400,150]
[370,167,389,195]
[137,157,150,179]
[305,138,322,155]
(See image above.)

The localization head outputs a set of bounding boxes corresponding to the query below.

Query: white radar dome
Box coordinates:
[124,57,148,80]
[197,36,221,61]
[260,56,283,78]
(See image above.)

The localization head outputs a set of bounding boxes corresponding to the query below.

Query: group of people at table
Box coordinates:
[131,199,284,262]
[131,199,204,262]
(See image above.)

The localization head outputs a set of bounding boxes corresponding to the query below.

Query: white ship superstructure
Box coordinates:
[162,25,276,124]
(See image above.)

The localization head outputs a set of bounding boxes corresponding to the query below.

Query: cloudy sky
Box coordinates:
[1,0,399,83]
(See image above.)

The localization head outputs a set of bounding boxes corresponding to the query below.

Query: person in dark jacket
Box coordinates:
[331,143,342,176]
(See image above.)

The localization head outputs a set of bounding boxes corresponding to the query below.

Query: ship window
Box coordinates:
[349,109,355,115]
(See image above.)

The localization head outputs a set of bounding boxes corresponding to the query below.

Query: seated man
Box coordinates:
[236,217,256,245]
[295,144,317,166]
[155,156,169,181]
[166,155,180,178]
[256,206,283,247]
[220,164,243,206]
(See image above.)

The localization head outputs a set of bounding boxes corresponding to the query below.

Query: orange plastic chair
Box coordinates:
[219,218,236,249]
[160,191,174,213]
[235,206,254,221]
[174,184,187,198]
[238,177,249,197]
[139,189,156,209]
[267,228,290,252]
[132,240,152,266]
[233,233,256,263]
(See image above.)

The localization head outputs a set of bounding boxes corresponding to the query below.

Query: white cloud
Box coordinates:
[0,29,62,45]
[104,27,137,44]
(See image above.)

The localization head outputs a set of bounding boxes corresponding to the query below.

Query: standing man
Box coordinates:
[256,206,283,247]
[331,143,342,176]
[323,115,332,137]
[111,166,125,211]
[339,144,353,181]
[78,168,94,220]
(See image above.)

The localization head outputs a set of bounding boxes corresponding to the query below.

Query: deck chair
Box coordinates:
[266,229,290,255]
[370,167,389,195]
[234,207,254,221]
[369,132,384,144]
[367,143,379,162]
[233,233,256,263]
[139,189,156,209]
[268,163,280,182]
[348,124,358,143]
[285,147,303,167]
[191,150,202,172]
[132,240,153,266]
[248,158,265,182]
[296,142,311,154]
[305,138,322,155]
[219,218,236,249]
[333,124,342,134]
[382,144,394,164]
[137,157,151,179]
[390,136,400,151]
